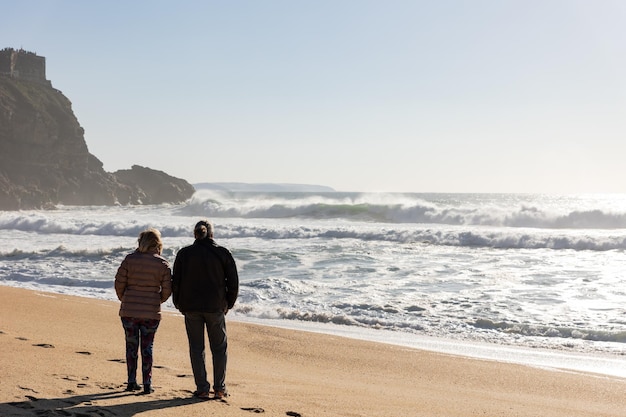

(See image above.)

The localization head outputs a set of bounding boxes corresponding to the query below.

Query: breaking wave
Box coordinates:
[470,319,626,343]
[2,192,626,252]
[2,219,626,252]
[180,191,626,229]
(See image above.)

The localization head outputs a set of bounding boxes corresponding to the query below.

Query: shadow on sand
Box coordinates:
[0,388,203,417]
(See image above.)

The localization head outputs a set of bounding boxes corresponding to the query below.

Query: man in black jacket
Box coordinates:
[172,219,239,400]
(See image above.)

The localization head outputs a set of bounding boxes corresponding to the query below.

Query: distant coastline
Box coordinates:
[194,182,336,193]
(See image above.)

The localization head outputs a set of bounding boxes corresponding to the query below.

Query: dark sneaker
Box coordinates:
[125,382,141,391]
[142,384,154,394]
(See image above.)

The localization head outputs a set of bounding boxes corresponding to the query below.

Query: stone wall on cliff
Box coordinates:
[0,69,194,210]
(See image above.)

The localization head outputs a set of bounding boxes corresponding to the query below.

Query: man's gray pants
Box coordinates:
[184,311,227,393]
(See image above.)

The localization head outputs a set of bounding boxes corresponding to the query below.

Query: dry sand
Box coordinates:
[1,286,625,417]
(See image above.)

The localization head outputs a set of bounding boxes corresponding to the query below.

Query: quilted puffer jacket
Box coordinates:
[115,250,172,320]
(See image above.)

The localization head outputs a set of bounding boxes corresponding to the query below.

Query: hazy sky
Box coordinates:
[3,1,626,193]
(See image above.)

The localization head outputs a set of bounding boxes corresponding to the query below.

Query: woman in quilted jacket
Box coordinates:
[114,228,172,394]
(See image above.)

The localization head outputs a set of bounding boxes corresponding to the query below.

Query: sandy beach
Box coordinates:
[1,286,625,417]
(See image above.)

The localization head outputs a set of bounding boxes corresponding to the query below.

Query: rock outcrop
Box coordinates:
[0,62,194,210]
[114,165,195,205]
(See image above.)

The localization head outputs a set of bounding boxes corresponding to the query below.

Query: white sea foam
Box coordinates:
[2,212,626,251]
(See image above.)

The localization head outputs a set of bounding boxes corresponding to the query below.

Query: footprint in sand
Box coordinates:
[97,383,123,390]
[286,412,302,417]
[16,336,28,340]
[241,407,265,413]
[76,351,92,355]
[33,343,55,348]
[108,358,125,363]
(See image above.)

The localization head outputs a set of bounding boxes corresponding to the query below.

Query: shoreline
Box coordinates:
[233,316,626,379]
[5,282,625,379]
[2,286,626,417]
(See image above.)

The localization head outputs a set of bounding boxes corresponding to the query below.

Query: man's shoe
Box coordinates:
[193,390,210,400]
[142,384,154,394]
[125,382,141,391]
[214,390,228,399]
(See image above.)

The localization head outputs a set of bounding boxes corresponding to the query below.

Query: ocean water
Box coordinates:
[2,191,626,376]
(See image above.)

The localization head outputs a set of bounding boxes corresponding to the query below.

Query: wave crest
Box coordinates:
[180,191,626,229]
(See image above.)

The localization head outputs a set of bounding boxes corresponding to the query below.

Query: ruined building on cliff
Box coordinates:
[0,47,48,84]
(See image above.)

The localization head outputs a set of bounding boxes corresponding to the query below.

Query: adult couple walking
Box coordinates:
[113,220,239,399]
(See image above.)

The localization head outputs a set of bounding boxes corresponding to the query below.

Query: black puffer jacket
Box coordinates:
[172,238,239,313]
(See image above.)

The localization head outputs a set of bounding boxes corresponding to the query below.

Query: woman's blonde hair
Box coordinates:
[137,228,163,254]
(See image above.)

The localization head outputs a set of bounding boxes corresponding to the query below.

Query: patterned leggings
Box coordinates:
[121,317,160,386]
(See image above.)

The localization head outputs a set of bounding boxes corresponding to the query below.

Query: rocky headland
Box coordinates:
[0,48,194,210]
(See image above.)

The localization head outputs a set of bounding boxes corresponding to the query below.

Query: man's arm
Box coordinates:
[224,251,239,310]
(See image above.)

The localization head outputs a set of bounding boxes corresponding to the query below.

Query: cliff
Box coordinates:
[0,75,195,210]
